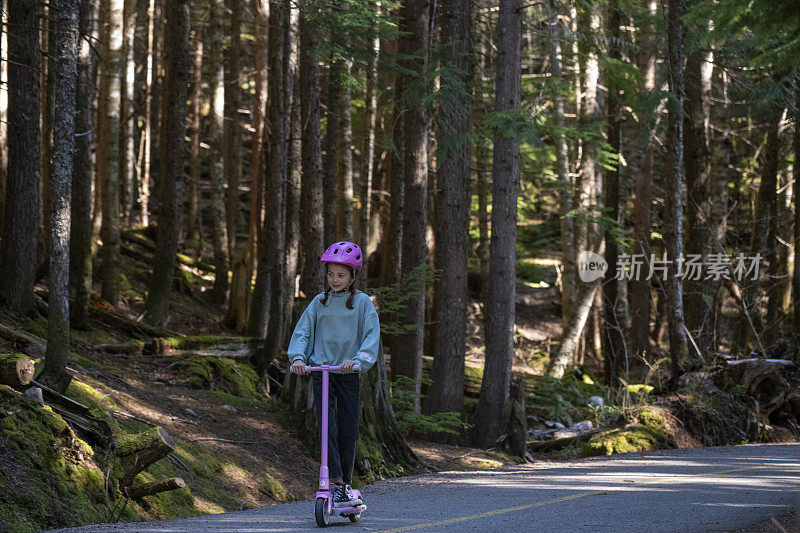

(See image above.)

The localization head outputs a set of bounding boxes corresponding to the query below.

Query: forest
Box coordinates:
[0,0,799,529]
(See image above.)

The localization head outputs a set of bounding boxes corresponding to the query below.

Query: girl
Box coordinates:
[288,241,380,507]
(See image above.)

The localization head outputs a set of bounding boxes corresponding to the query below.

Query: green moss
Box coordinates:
[71,328,116,346]
[582,426,666,456]
[262,474,290,503]
[177,355,260,401]
[582,408,671,457]
[0,386,110,531]
[19,316,48,340]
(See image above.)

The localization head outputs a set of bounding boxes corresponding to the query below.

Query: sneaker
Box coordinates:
[345,484,363,506]
[333,483,361,507]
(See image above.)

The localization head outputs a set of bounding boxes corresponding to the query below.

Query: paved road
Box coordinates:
[54,443,800,533]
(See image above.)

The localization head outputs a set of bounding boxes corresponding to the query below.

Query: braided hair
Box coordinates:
[319,264,357,309]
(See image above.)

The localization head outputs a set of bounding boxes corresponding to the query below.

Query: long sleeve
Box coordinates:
[287,299,317,363]
[354,307,380,372]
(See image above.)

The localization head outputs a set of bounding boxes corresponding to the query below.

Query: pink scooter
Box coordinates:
[306,365,367,527]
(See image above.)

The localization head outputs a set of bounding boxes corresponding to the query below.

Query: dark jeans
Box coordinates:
[312,372,360,484]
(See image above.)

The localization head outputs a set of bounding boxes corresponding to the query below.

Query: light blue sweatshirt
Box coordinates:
[287,290,380,372]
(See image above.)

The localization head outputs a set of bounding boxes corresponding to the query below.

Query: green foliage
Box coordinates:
[483,108,543,147]
[365,264,438,337]
[526,374,606,428]
[388,375,468,436]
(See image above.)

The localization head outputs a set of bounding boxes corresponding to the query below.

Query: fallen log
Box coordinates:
[0,353,35,388]
[115,427,176,486]
[30,379,114,446]
[126,477,186,499]
[87,307,177,339]
[121,230,215,272]
[0,323,46,360]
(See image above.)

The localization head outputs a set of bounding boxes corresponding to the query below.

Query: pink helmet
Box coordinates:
[321,241,363,273]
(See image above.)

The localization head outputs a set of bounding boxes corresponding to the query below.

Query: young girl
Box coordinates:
[288,241,380,507]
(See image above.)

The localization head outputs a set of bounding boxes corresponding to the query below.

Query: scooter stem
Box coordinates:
[306,365,341,491]
[320,366,329,490]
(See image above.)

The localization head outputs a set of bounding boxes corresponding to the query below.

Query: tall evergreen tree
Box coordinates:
[70,0,96,327]
[665,0,689,380]
[0,0,41,315]
[392,0,431,411]
[475,0,522,448]
[143,0,190,326]
[298,0,325,298]
[44,0,81,394]
[207,0,230,307]
[428,0,471,421]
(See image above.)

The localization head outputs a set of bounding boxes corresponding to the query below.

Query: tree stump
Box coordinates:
[115,427,175,486]
[0,353,35,388]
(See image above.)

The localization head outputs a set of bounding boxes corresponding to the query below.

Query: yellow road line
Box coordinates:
[377,463,795,533]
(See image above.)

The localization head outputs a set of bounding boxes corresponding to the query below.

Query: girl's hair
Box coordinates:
[319,265,357,309]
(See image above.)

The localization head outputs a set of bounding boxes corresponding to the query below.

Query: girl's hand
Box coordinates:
[291,360,308,375]
[341,360,360,374]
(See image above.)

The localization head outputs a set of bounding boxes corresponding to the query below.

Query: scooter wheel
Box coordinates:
[348,513,361,523]
[315,497,330,527]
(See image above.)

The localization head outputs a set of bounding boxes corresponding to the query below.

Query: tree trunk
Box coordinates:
[283,3,301,355]
[146,0,162,224]
[238,0,268,332]
[99,0,123,307]
[224,0,242,260]
[549,283,599,378]
[336,57,355,242]
[602,0,624,386]
[207,0,230,307]
[475,0,522,449]
[392,0,430,411]
[69,0,96,328]
[665,0,688,381]
[0,0,40,315]
[0,0,7,235]
[298,0,324,299]
[546,0,575,323]
[186,20,203,252]
[250,0,289,356]
[41,3,55,257]
[733,115,780,353]
[323,57,341,246]
[133,0,149,225]
[683,17,713,358]
[427,0,470,423]
[360,3,380,252]
[794,103,800,330]
[763,112,783,348]
[473,13,490,303]
[142,0,190,326]
[43,0,80,394]
[629,0,657,358]
[120,0,136,225]
[138,0,159,227]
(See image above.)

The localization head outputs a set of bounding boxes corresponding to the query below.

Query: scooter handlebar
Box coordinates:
[305,365,342,372]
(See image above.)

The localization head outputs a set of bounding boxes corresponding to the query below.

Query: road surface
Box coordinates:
[53,443,800,532]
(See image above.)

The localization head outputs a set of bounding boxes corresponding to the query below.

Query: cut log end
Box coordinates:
[0,353,35,388]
